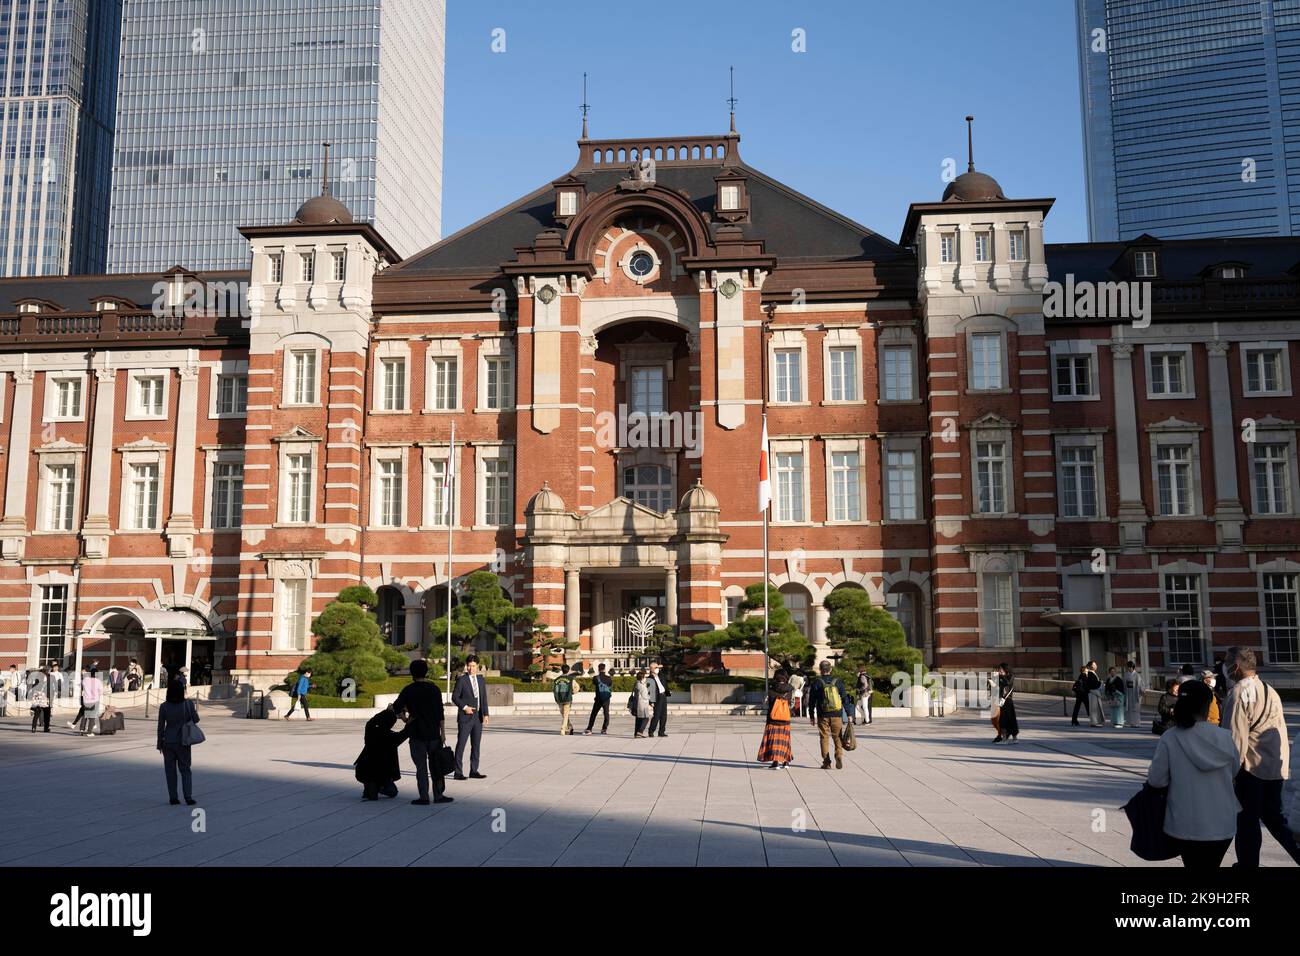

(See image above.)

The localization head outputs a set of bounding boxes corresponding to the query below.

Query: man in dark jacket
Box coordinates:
[808,660,847,769]
[1071,661,1101,726]
[392,659,452,805]
[355,707,411,800]
[583,662,614,735]
[451,655,489,781]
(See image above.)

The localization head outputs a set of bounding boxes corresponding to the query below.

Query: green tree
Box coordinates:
[695,583,813,673]
[522,606,575,681]
[285,586,405,697]
[427,570,517,672]
[642,623,692,683]
[823,587,921,692]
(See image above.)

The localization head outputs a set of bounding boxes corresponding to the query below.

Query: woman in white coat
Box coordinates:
[1146,680,1240,868]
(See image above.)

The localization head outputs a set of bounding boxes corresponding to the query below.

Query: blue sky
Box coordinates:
[440,0,1088,247]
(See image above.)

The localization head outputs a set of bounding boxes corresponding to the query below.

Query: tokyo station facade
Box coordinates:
[1,127,1299,688]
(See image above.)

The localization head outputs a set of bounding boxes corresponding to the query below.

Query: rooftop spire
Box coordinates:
[321,141,332,196]
[965,115,974,172]
[727,65,738,133]
[580,72,590,139]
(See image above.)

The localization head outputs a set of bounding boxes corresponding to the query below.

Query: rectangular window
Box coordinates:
[882,345,914,401]
[1149,350,1186,395]
[628,366,665,415]
[288,350,317,405]
[975,441,1007,514]
[774,349,802,402]
[212,462,244,530]
[377,459,403,527]
[974,231,992,262]
[982,573,1014,647]
[431,357,458,410]
[1253,443,1291,514]
[939,233,956,263]
[1264,573,1300,664]
[1054,355,1093,397]
[129,463,160,530]
[279,579,308,651]
[428,458,451,527]
[485,356,513,410]
[557,191,578,216]
[1156,444,1194,516]
[829,450,861,522]
[970,333,1003,390]
[484,456,511,526]
[300,252,315,284]
[1058,446,1098,518]
[1164,575,1203,665]
[886,449,918,520]
[269,254,284,283]
[380,359,406,411]
[53,377,82,418]
[1245,348,1283,394]
[216,374,248,415]
[1008,229,1027,261]
[1135,251,1158,277]
[332,251,346,282]
[45,463,75,531]
[286,453,312,523]
[774,451,805,522]
[719,184,740,210]
[828,347,858,401]
[135,375,165,416]
[38,584,68,663]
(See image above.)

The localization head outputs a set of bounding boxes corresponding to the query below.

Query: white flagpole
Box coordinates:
[760,414,770,702]
[446,420,455,695]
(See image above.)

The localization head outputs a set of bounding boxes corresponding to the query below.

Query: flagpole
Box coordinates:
[446,420,455,696]
[762,414,770,703]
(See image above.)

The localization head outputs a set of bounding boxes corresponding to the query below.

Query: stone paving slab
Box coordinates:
[1,695,1295,868]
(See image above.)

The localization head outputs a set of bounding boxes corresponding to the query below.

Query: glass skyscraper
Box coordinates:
[1078,0,1300,240]
[0,0,122,276]
[108,0,444,273]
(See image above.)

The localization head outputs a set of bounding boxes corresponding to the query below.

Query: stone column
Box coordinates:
[1110,343,1148,550]
[82,367,117,558]
[1206,341,1245,547]
[1,368,35,559]
[403,602,423,648]
[564,567,580,648]
[165,363,201,557]
[813,602,831,663]
[665,566,678,627]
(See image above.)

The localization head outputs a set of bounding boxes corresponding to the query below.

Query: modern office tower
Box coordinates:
[1077,0,1300,241]
[0,0,123,276]
[107,0,444,272]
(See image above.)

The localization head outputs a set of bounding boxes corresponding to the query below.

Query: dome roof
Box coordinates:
[679,479,719,512]
[942,170,1006,203]
[525,481,566,515]
[294,193,353,226]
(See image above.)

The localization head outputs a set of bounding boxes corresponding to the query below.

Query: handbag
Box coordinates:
[1122,782,1176,861]
[435,743,456,776]
[181,701,206,746]
[840,719,857,752]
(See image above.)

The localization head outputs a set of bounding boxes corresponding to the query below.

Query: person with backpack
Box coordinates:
[553,664,576,735]
[758,669,794,769]
[583,662,613,735]
[283,669,313,721]
[1220,646,1300,867]
[808,660,847,770]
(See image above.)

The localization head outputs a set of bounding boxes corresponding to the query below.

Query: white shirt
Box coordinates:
[653,674,665,693]
[467,674,480,705]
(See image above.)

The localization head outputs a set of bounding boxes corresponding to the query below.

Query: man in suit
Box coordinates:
[452,655,489,781]
[645,661,670,737]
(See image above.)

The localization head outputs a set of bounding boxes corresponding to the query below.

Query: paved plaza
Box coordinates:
[2,696,1296,868]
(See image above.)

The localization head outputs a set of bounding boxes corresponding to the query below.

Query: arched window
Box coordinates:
[886,584,923,650]
[622,464,673,513]
[377,586,407,646]
[779,584,811,642]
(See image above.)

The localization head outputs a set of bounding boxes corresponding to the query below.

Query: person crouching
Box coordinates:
[355,707,411,801]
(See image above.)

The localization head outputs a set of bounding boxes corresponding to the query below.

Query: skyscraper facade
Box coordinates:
[0,0,122,276]
[1078,0,1300,241]
[107,0,443,273]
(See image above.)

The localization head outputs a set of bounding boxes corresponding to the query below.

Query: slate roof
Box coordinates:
[0,269,248,313]
[1045,236,1300,282]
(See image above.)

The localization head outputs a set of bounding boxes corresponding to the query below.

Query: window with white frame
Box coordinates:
[300,252,315,284]
[48,375,84,420]
[974,230,992,262]
[939,233,957,263]
[1054,354,1094,398]
[1134,250,1158,277]
[1008,228,1027,261]
[975,438,1008,514]
[430,356,458,411]
[885,448,918,520]
[484,355,513,410]
[827,346,858,402]
[332,251,346,282]
[622,463,674,513]
[969,333,1004,390]
[277,579,309,651]
[127,463,160,530]
[380,358,406,411]
[828,449,862,522]
[719,184,740,210]
[283,452,314,523]
[132,373,166,417]
[376,458,404,527]
[269,253,284,284]
[426,456,452,527]
[38,583,68,663]
[1163,574,1204,664]
[628,366,665,415]
[774,450,806,522]
[215,373,247,415]
[1058,444,1099,518]
[1253,442,1292,514]
[44,462,76,531]
[286,349,318,405]
[1242,344,1289,396]
[1264,573,1299,664]
[558,191,578,216]
[1147,347,1191,397]
[882,345,914,401]
[211,461,243,529]
[1156,443,1195,516]
[773,349,803,403]
[482,453,512,526]
[981,572,1014,647]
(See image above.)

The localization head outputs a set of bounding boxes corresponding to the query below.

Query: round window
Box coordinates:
[628,251,655,278]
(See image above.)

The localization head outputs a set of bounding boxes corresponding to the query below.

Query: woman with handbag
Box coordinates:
[758,670,794,768]
[632,669,651,738]
[156,680,200,805]
[996,663,1019,743]
[79,669,103,737]
[1145,680,1239,868]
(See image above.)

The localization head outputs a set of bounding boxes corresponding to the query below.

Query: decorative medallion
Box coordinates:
[719,278,740,298]
[536,285,557,305]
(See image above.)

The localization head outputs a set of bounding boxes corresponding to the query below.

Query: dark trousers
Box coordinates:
[362,780,399,800]
[585,697,610,732]
[1234,769,1300,867]
[455,715,482,775]
[634,716,648,735]
[285,694,310,718]
[31,706,50,732]
[1172,837,1232,869]
[1071,694,1087,723]
[408,737,445,800]
[647,696,668,736]
[162,743,193,801]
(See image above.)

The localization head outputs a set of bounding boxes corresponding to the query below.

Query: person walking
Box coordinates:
[355,707,411,800]
[583,662,613,735]
[996,663,1019,742]
[1220,646,1300,867]
[632,669,651,737]
[391,659,452,805]
[283,669,313,721]
[758,670,794,769]
[1124,661,1144,729]
[1146,680,1240,868]
[28,668,51,733]
[789,670,805,718]
[987,671,1002,743]
[1083,661,1105,726]
[1201,670,1220,726]
[854,669,872,726]
[808,661,847,770]
[79,668,103,736]
[156,680,199,805]
[1070,665,1088,726]
[553,664,576,735]
[49,662,65,702]
[646,662,670,738]
[0,665,10,717]
[1105,666,1126,729]
[67,667,88,730]
[452,655,489,780]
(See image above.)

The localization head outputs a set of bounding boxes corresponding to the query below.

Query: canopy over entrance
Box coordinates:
[78,606,216,687]
[1041,609,1177,684]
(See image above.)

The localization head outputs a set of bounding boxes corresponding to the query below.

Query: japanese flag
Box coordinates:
[758,416,771,514]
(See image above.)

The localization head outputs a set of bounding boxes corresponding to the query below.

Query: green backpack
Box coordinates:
[820,678,842,713]
[553,676,573,704]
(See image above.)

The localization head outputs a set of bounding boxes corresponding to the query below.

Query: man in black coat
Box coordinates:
[1071,661,1101,726]
[355,707,411,800]
[392,659,452,805]
[646,662,670,737]
[451,655,489,781]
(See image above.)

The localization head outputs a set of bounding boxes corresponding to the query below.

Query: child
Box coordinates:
[354,707,411,800]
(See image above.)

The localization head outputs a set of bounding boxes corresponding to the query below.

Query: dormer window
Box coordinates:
[558,191,578,217]
[1218,265,1244,279]
[551,176,585,224]
[1135,251,1158,277]
[719,184,740,211]
[94,299,119,311]
[713,170,749,222]
[18,302,41,314]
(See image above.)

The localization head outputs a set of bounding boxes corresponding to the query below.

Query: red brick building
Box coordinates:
[1,130,1297,687]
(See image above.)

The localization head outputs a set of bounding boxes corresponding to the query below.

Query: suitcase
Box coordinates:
[98,712,125,735]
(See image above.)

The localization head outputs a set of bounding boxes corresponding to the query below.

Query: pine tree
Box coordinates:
[823,587,921,691]
[285,585,405,697]
[696,583,813,672]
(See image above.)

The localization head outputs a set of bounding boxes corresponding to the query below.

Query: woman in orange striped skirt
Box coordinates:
[758,670,794,769]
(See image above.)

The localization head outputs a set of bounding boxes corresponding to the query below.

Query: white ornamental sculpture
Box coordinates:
[627,606,657,644]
